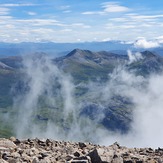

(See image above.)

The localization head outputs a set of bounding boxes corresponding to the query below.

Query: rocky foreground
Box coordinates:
[0,138,163,163]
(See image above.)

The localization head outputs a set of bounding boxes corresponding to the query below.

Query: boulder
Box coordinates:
[87,149,102,163]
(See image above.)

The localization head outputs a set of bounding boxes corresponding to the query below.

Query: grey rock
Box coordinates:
[79,142,87,149]
[32,157,39,163]
[87,149,102,163]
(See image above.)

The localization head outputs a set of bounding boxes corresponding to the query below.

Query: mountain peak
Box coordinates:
[66,49,93,58]
[66,49,81,57]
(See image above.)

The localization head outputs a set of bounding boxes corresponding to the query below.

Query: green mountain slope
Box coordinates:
[0,49,163,138]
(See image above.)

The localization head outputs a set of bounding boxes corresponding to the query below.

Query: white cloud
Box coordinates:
[63,10,71,13]
[127,50,143,63]
[0,14,94,42]
[0,7,10,15]
[82,2,130,15]
[120,25,135,29]
[102,38,112,41]
[60,29,72,32]
[131,14,163,20]
[71,23,91,28]
[16,19,60,26]
[126,14,163,23]
[155,36,163,44]
[0,15,13,20]
[0,2,162,43]
[27,12,37,16]
[110,17,128,22]
[82,11,104,15]
[110,14,163,28]
[134,38,160,49]
[59,5,70,10]
[59,5,71,13]
[0,3,37,7]
[82,11,95,15]
[102,2,130,13]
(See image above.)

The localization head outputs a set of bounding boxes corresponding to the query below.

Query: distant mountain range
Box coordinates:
[0,41,163,57]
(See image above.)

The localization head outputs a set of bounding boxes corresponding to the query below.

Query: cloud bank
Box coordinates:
[102,2,130,13]
[134,38,160,49]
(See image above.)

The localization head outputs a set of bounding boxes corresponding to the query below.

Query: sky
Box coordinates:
[0,0,163,43]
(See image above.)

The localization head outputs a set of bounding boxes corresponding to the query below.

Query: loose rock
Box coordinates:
[0,138,162,163]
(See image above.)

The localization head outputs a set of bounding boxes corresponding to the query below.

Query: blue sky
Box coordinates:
[0,0,163,43]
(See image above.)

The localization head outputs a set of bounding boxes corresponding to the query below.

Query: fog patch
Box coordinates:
[127,50,143,63]
[12,54,110,143]
[97,67,163,148]
[134,38,160,49]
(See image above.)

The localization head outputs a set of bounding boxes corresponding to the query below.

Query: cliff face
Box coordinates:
[0,138,163,163]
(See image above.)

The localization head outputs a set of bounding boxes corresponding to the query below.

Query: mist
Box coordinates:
[11,51,163,148]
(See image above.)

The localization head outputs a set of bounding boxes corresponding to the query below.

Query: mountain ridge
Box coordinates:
[0,49,163,138]
[1,41,163,57]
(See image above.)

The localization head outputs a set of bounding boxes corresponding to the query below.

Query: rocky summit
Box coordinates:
[0,138,163,163]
